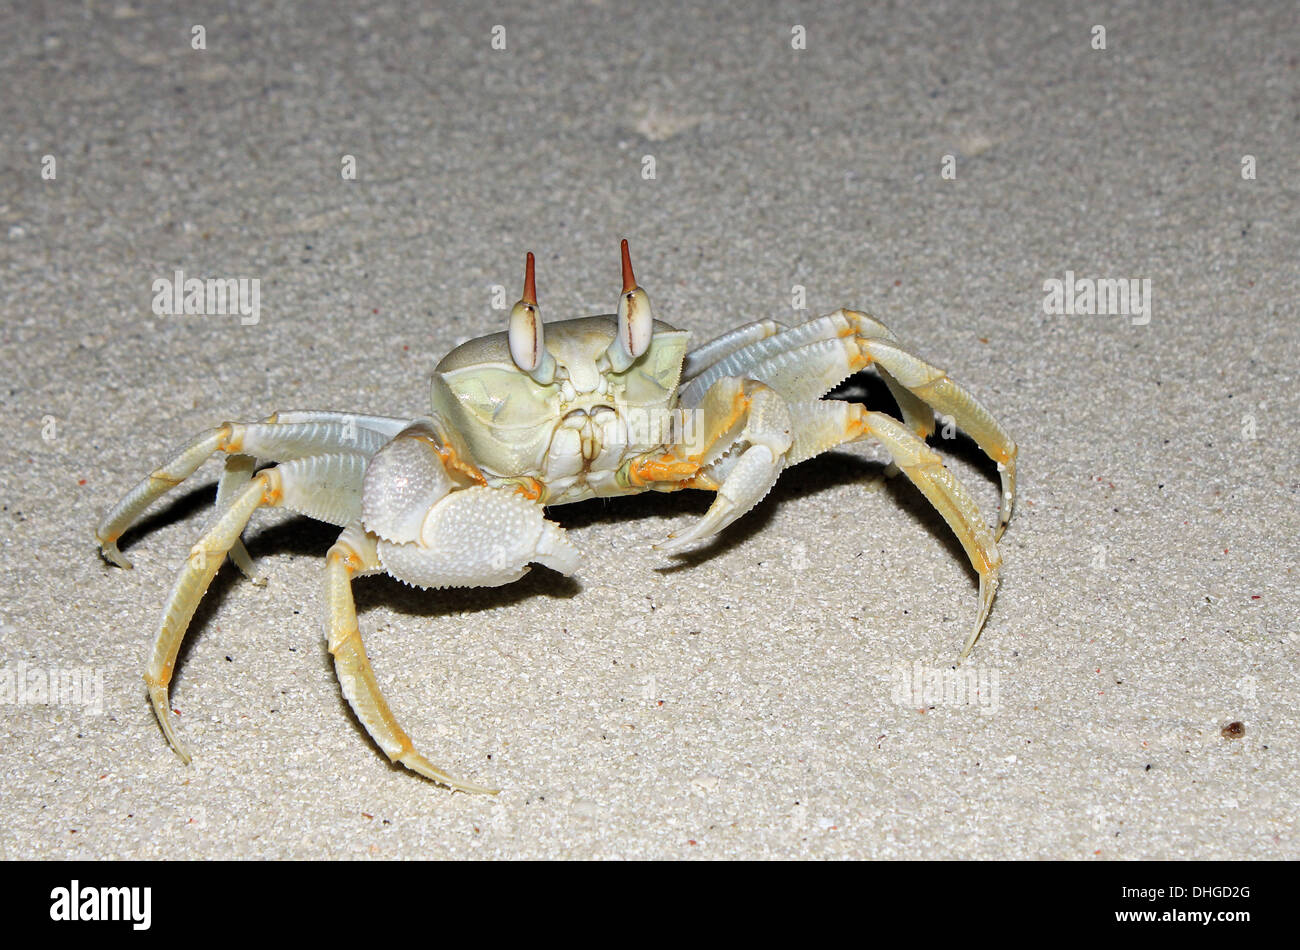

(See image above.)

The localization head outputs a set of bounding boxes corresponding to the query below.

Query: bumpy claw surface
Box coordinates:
[378,486,579,588]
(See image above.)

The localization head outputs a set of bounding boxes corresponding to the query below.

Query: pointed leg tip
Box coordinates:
[959,572,1000,661]
[147,683,192,762]
[100,543,133,569]
[957,623,983,664]
[399,750,498,795]
[441,772,500,795]
[162,728,193,765]
[653,536,689,556]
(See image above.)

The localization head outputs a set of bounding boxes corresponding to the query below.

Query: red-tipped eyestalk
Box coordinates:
[610,239,654,371]
[508,251,556,383]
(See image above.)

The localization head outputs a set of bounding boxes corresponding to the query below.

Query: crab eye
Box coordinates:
[506,251,556,384]
[608,239,654,371]
[508,300,542,370]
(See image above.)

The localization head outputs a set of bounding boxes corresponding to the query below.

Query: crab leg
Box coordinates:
[679,310,936,441]
[325,523,497,794]
[792,399,1001,658]
[681,310,1017,539]
[856,338,1017,539]
[681,319,783,382]
[97,412,405,568]
[144,453,369,761]
[626,376,794,554]
[227,412,412,579]
[214,453,262,584]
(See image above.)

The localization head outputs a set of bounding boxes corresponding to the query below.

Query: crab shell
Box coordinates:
[430,315,691,498]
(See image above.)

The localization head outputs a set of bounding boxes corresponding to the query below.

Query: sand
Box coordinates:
[1,0,1295,859]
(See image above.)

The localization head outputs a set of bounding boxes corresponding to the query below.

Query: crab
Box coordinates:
[97,240,1017,793]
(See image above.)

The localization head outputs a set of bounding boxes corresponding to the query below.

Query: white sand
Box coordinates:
[1,0,1295,859]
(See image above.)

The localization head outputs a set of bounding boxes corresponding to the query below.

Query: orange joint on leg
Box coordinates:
[216,423,243,453]
[328,544,363,575]
[845,409,870,441]
[258,468,283,505]
[846,338,872,372]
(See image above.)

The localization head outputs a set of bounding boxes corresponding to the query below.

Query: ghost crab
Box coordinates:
[97,240,1017,793]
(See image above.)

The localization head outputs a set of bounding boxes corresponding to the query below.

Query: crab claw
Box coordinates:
[508,251,556,384]
[654,379,793,555]
[377,486,580,589]
[607,239,654,372]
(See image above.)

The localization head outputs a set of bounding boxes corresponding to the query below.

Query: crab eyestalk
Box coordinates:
[508,251,557,384]
[606,238,654,372]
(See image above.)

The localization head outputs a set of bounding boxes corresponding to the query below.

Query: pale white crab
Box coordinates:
[97,241,1017,793]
